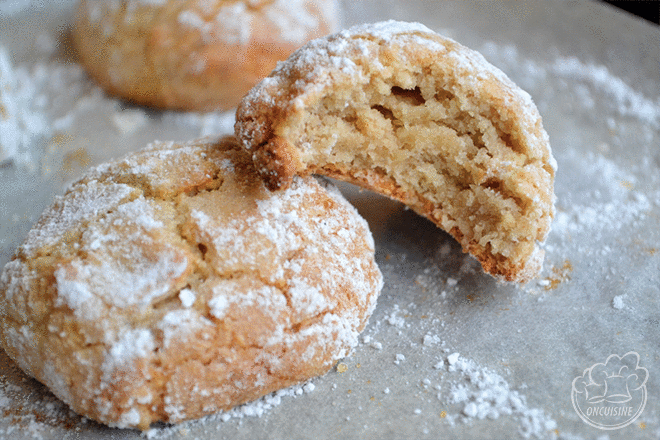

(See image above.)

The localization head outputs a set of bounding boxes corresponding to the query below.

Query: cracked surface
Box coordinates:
[235,20,556,282]
[72,0,341,111]
[0,136,382,430]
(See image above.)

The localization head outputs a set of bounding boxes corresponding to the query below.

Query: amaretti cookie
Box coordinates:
[0,136,382,429]
[235,20,556,282]
[73,0,341,111]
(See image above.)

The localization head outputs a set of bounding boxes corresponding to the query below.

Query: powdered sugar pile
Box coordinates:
[0,48,49,168]
[444,353,556,438]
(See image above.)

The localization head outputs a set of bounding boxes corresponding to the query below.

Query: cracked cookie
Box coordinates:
[72,0,341,111]
[0,136,382,430]
[235,20,556,282]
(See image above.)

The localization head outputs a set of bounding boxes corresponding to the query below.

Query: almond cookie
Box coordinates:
[73,0,341,111]
[235,20,556,282]
[0,136,382,430]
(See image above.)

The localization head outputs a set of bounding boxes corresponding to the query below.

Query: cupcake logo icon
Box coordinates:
[571,352,648,430]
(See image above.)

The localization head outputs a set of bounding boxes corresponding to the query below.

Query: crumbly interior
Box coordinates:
[237,23,555,281]
[0,137,381,430]
[282,75,545,277]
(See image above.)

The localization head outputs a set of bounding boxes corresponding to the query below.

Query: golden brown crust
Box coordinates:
[236,21,556,282]
[253,135,303,191]
[72,0,341,111]
[0,136,382,429]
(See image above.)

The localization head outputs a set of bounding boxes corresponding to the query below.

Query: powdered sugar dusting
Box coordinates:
[343,20,435,40]
[158,309,213,348]
[54,246,188,319]
[21,181,136,254]
[480,41,660,129]
[0,48,49,168]
[105,328,155,375]
[52,195,190,319]
[94,0,339,47]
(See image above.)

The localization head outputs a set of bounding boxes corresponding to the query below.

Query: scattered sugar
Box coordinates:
[612,294,627,310]
[550,57,660,126]
[479,41,660,129]
[383,304,407,329]
[422,333,441,346]
[549,149,656,246]
[0,1,34,15]
[144,381,319,439]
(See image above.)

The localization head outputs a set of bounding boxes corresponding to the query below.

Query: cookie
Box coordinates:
[0,136,382,430]
[235,20,556,282]
[72,0,341,111]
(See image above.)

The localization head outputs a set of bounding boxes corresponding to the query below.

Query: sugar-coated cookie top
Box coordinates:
[82,0,341,45]
[0,137,381,429]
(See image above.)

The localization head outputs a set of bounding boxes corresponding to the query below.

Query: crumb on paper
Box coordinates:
[540,260,573,290]
[612,294,627,310]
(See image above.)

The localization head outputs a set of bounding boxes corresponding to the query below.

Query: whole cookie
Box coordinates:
[235,20,556,282]
[73,0,341,111]
[0,136,382,429]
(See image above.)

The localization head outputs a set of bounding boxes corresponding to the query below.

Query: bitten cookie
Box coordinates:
[72,0,341,111]
[0,136,382,430]
[235,20,556,282]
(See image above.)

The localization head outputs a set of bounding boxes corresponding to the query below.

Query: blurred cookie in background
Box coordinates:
[73,0,341,111]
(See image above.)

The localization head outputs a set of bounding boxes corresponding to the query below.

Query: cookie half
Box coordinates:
[0,136,382,429]
[73,0,341,111]
[235,20,556,282]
